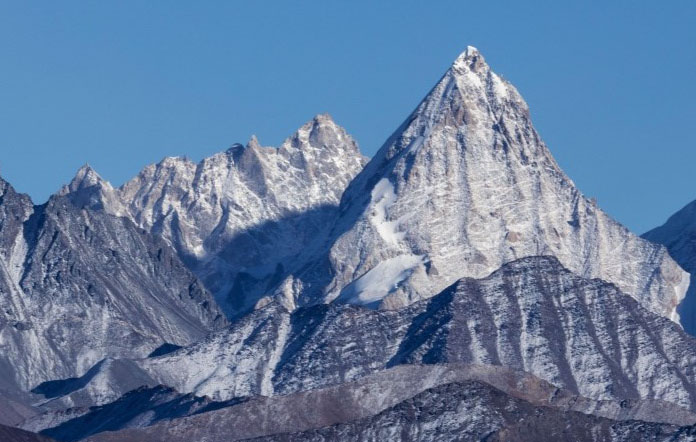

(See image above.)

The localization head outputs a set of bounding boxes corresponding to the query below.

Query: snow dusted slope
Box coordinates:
[277,47,688,322]
[644,200,696,336]
[132,257,696,412]
[0,173,225,393]
[118,114,367,318]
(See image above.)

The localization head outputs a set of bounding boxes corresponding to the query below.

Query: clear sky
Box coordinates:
[0,1,694,233]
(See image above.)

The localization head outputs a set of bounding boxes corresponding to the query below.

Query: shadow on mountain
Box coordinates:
[385,285,456,367]
[147,343,183,358]
[175,204,343,320]
[31,360,106,399]
[41,385,247,442]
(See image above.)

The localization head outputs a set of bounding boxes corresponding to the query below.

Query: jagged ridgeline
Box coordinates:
[1,47,695,442]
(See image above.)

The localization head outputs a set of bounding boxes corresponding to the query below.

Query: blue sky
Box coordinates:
[0,1,694,233]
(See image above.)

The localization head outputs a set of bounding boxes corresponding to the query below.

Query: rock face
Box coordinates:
[67,364,695,442]
[276,47,687,324]
[253,382,694,442]
[0,174,225,393]
[117,115,367,318]
[78,364,696,442]
[644,200,696,336]
[134,257,696,412]
[36,385,243,442]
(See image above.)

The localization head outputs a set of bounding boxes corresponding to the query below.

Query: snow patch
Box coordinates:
[406,135,426,154]
[261,313,289,396]
[370,178,405,246]
[491,74,509,99]
[671,271,690,324]
[338,254,424,307]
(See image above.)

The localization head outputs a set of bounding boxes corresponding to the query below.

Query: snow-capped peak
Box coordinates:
[116,115,367,318]
[464,44,479,55]
[451,45,485,70]
[289,46,688,324]
[56,163,129,215]
[459,45,480,60]
[58,164,113,197]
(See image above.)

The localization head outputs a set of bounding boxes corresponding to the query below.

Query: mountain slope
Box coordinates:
[644,200,696,336]
[0,174,225,393]
[36,385,244,442]
[0,424,55,442]
[125,257,696,413]
[74,364,696,442]
[251,382,695,442]
[81,365,696,442]
[275,47,687,323]
[117,114,367,318]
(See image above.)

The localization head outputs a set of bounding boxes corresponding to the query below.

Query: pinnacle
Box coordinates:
[64,163,107,194]
[247,135,262,150]
[312,113,335,125]
[73,164,102,185]
[463,45,480,57]
[451,45,487,71]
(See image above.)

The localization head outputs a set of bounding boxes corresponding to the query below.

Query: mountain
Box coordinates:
[57,257,696,415]
[644,200,696,335]
[4,47,693,442]
[273,47,687,324]
[75,364,696,442]
[255,382,696,442]
[0,173,225,394]
[116,114,367,318]
[248,382,695,442]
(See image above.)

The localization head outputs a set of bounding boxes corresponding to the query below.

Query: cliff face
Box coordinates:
[0,174,225,392]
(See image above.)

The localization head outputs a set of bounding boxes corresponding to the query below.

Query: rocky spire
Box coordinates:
[59,164,109,194]
[58,164,124,214]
